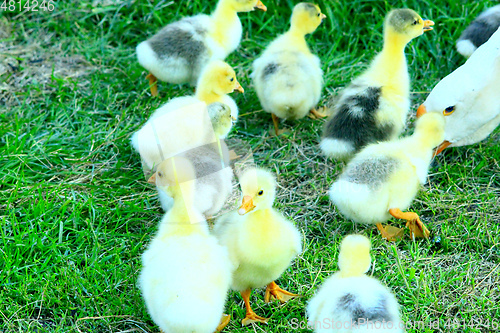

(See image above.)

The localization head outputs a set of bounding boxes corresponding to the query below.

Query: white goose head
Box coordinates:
[417,27,500,155]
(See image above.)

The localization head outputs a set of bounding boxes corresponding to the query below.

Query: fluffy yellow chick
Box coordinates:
[214,168,302,325]
[131,61,243,175]
[139,156,234,333]
[131,102,232,177]
[252,3,326,135]
[307,235,403,333]
[136,0,266,96]
[329,112,445,241]
[321,9,434,160]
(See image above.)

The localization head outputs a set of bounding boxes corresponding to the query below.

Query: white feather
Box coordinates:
[456,39,477,58]
[307,275,403,333]
[131,100,216,172]
[329,180,391,224]
[320,138,356,160]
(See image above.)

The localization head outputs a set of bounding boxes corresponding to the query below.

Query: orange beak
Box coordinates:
[254,0,267,11]
[147,173,157,184]
[416,104,427,118]
[433,140,451,156]
[234,79,244,93]
[423,19,435,32]
[238,195,255,215]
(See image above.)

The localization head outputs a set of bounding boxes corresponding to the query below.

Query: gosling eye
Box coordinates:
[317,13,320,17]
[413,19,419,25]
[258,190,264,196]
[158,172,163,177]
[443,106,456,116]
[230,77,234,82]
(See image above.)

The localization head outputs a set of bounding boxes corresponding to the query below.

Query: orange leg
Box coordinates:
[240,289,268,326]
[389,208,431,239]
[264,281,300,303]
[271,113,280,136]
[215,314,231,332]
[146,72,158,97]
[270,114,290,136]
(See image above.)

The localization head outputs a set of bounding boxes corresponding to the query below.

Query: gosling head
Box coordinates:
[222,0,267,12]
[207,102,234,138]
[198,60,244,97]
[290,3,326,35]
[237,168,277,215]
[414,112,446,152]
[417,99,464,155]
[148,156,196,197]
[416,27,500,155]
[385,9,434,42]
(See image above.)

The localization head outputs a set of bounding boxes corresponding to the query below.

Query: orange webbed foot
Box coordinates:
[240,289,268,326]
[241,312,268,326]
[376,223,405,241]
[308,107,328,119]
[389,208,431,240]
[406,217,431,239]
[264,281,300,303]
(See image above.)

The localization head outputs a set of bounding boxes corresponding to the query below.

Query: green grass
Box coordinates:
[1,0,499,332]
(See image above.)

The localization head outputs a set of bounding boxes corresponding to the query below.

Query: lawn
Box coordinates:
[1,0,499,332]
